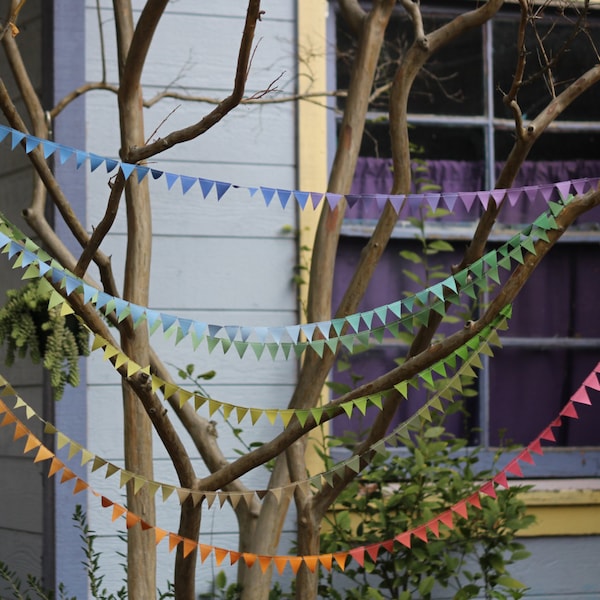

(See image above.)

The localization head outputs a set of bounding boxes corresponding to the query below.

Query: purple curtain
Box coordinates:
[332,158,600,447]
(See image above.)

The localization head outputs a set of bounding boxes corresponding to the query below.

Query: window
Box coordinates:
[330,2,600,476]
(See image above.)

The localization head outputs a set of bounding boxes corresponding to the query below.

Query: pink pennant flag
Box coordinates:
[540,427,556,442]
[517,448,536,465]
[480,482,497,499]
[572,386,592,405]
[560,402,579,419]
[529,438,544,455]
[583,371,600,391]
[494,471,510,489]
[505,460,524,478]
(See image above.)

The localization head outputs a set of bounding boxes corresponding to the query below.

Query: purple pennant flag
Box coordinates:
[346,194,361,209]
[536,184,555,203]
[425,193,440,211]
[489,189,506,205]
[571,179,588,195]
[554,180,572,200]
[522,185,538,203]
[310,191,324,209]
[376,195,388,211]
[442,192,458,211]
[387,194,405,215]
[506,188,521,206]
[326,193,342,210]
[460,192,477,212]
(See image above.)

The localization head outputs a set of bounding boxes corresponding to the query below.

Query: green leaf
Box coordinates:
[418,575,436,596]
[428,239,454,252]
[424,426,445,438]
[496,575,527,589]
[400,250,423,264]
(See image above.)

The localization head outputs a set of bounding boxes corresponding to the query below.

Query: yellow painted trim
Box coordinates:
[297,0,330,475]
[520,485,600,537]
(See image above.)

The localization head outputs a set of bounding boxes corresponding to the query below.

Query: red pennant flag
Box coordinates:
[349,546,366,567]
[505,460,524,478]
[529,438,544,455]
[365,544,380,562]
[467,493,482,509]
[413,526,428,542]
[480,482,497,499]
[101,496,113,508]
[140,520,153,531]
[428,519,440,538]
[395,532,412,548]
[560,402,579,419]
[439,511,454,530]
[572,386,592,405]
[381,540,394,552]
[550,417,562,428]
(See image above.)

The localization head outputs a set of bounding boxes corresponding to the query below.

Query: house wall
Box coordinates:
[0,1,47,594]
[74,0,300,595]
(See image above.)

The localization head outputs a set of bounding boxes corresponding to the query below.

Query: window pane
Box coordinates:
[336,11,484,115]
[493,13,600,121]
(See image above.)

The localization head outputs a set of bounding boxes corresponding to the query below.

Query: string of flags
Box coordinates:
[0,199,567,359]
[0,359,596,573]
[1,123,598,213]
[0,307,511,504]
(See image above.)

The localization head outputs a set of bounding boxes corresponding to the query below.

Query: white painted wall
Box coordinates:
[79,1,299,595]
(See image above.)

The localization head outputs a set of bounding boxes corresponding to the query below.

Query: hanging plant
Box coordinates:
[0,281,89,399]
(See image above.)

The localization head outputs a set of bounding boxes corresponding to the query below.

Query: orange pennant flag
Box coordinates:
[34,445,53,463]
[288,556,303,574]
[259,556,272,573]
[72,478,89,495]
[13,421,28,441]
[214,547,228,566]
[23,434,42,454]
[155,528,168,545]
[183,539,197,558]
[60,468,76,484]
[47,457,63,478]
[242,553,257,568]
[199,544,212,563]
[333,552,348,571]
[125,512,141,529]
[229,551,241,566]
[273,556,288,575]
[111,504,126,522]
[140,520,153,531]
[168,533,182,552]
[0,411,17,427]
[319,553,333,572]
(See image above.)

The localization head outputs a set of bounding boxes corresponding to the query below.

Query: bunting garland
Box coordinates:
[0,307,511,505]
[0,359,597,573]
[0,198,569,359]
[0,123,597,214]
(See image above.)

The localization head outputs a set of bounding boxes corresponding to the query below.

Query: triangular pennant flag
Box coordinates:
[560,402,579,419]
[215,181,231,200]
[180,175,197,194]
[348,546,365,567]
[395,532,411,548]
[438,511,454,530]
